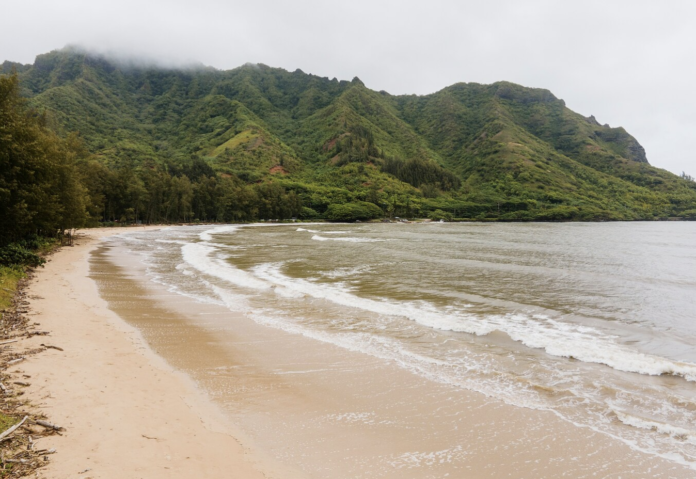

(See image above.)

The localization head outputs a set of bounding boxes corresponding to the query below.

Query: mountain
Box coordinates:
[3,47,696,222]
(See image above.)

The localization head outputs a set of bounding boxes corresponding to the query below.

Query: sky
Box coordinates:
[2,0,694,176]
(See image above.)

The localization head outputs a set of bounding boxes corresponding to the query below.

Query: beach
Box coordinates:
[17,224,696,478]
[18,227,272,479]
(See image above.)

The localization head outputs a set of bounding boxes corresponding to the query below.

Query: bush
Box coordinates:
[679,209,696,220]
[428,209,453,221]
[534,206,580,221]
[325,202,383,222]
[0,244,46,268]
[299,206,319,219]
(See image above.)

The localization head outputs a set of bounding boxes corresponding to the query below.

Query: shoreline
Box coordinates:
[19,227,272,478]
[94,226,693,478]
[13,224,695,478]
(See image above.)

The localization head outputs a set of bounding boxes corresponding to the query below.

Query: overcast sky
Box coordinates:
[2,0,694,176]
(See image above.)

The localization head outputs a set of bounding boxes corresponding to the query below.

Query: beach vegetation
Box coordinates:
[0,267,23,311]
[325,202,384,222]
[428,209,453,222]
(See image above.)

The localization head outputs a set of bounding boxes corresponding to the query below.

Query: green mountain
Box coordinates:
[3,47,696,223]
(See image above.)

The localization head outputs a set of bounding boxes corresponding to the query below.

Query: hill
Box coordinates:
[3,47,696,224]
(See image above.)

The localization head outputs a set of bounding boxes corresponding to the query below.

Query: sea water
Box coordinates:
[112,222,696,470]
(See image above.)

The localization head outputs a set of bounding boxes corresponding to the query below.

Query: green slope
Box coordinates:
[7,47,696,222]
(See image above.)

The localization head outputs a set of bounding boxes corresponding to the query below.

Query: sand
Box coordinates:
[19,228,269,479]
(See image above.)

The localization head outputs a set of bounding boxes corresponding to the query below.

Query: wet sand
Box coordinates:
[80,233,693,478]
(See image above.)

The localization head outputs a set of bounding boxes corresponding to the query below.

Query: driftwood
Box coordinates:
[1,269,57,475]
[0,416,28,441]
[40,344,63,352]
[35,420,63,431]
[13,381,30,387]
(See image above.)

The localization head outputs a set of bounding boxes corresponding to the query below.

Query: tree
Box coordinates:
[0,73,87,245]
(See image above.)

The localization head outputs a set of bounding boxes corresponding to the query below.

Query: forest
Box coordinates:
[2,47,696,265]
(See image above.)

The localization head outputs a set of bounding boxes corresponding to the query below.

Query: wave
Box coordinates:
[312,235,385,243]
[615,410,696,445]
[155,239,188,245]
[199,225,240,242]
[320,265,373,278]
[247,262,696,382]
[181,243,270,291]
[297,228,346,234]
[168,239,696,383]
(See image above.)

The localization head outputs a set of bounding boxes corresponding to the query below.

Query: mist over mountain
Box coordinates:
[4,47,696,222]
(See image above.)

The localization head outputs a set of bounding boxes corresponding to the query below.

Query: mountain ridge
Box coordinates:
[4,47,696,222]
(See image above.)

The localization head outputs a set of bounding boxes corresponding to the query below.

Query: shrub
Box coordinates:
[680,209,696,220]
[0,244,45,268]
[299,206,319,219]
[325,202,383,222]
[428,209,453,221]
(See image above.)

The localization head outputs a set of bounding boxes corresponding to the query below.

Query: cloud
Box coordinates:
[2,0,694,175]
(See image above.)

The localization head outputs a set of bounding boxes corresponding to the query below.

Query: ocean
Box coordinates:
[106,222,696,474]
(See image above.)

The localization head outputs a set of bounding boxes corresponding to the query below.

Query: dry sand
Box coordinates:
[19,228,270,479]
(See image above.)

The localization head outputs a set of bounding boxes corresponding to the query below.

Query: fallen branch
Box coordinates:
[40,344,63,352]
[35,420,63,431]
[0,416,28,441]
[0,339,20,346]
[7,357,25,365]
[13,381,30,387]
[35,449,56,455]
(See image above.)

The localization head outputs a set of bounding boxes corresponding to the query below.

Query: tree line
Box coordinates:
[0,73,304,250]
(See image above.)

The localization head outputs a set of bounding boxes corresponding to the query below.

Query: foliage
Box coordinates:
[0,74,87,246]
[0,266,23,311]
[325,202,383,222]
[0,244,45,268]
[428,209,453,221]
[1,47,695,227]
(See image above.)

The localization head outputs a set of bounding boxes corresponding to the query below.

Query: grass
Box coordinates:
[210,130,258,157]
[0,267,23,311]
[0,412,18,433]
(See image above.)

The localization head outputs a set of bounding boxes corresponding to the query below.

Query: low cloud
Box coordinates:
[1,0,694,175]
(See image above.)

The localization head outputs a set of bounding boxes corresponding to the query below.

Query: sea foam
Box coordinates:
[312,235,385,243]
[248,262,696,382]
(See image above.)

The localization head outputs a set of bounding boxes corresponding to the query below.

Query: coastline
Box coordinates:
[13,224,694,478]
[18,227,271,479]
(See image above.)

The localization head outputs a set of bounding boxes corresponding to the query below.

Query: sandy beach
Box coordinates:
[18,228,270,479]
[13,225,695,478]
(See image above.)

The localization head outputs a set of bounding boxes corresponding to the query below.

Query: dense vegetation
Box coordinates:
[2,47,696,240]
